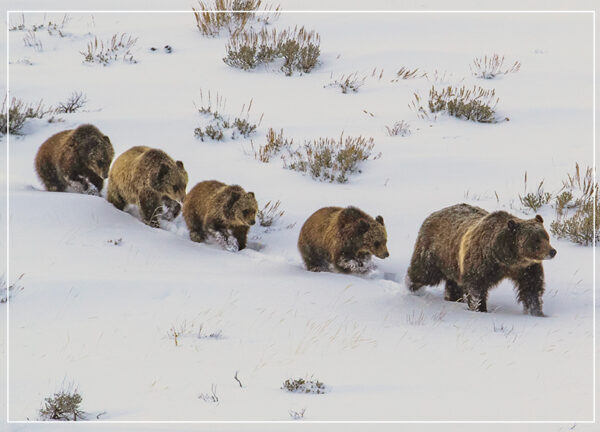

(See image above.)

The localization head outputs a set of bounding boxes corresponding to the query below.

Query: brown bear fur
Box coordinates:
[183,180,258,250]
[406,203,557,316]
[34,124,114,195]
[107,146,188,228]
[298,206,389,274]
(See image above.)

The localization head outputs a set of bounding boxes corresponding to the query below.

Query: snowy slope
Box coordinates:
[1,3,596,427]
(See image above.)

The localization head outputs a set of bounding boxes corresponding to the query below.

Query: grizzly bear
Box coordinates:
[183,180,258,251]
[107,146,188,228]
[34,124,114,195]
[298,206,389,274]
[406,203,557,316]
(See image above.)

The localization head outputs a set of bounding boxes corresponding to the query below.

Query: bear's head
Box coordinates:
[73,124,114,179]
[508,215,557,263]
[224,187,258,227]
[356,215,389,259]
[153,160,188,220]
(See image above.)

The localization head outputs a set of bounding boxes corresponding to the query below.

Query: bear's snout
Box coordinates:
[547,248,557,259]
[249,219,256,225]
[383,251,390,258]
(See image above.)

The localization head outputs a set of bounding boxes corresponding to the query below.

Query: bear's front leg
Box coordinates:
[334,253,361,274]
[514,263,545,317]
[161,196,182,221]
[463,282,488,312]
[231,225,250,251]
[139,188,162,228]
[65,171,92,194]
[82,169,105,193]
[206,219,238,251]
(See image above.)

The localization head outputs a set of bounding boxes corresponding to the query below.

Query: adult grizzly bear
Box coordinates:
[107,146,188,228]
[406,203,557,316]
[298,206,389,274]
[35,124,114,195]
[183,180,258,251]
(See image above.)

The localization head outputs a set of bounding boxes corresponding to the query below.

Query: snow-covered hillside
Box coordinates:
[1,3,595,427]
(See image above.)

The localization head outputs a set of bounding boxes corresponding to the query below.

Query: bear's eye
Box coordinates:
[374,241,381,248]
[173,185,179,193]
[243,210,251,217]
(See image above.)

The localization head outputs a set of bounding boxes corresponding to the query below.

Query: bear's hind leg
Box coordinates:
[444,280,464,302]
[107,184,127,211]
[37,161,66,192]
[186,215,206,243]
[301,244,330,272]
[513,263,545,317]
[405,258,443,293]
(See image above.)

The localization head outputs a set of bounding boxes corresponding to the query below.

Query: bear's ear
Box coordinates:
[356,219,370,235]
[247,191,255,198]
[376,215,384,226]
[156,163,169,185]
[535,214,544,223]
[176,160,184,170]
[507,219,518,232]
[104,135,111,143]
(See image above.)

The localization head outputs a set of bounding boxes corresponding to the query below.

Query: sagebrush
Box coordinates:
[223,26,320,75]
[251,128,293,162]
[81,33,138,65]
[471,54,521,79]
[257,200,284,227]
[550,164,598,246]
[283,134,377,183]
[0,97,56,136]
[514,165,598,246]
[39,384,86,421]
[282,378,326,394]
[192,0,280,37]
[325,72,366,93]
[385,120,411,137]
[194,90,262,141]
[410,85,504,123]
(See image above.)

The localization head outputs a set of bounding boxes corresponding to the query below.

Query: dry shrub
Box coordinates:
[385,120,411,137]
[282,378,326,394]
[194,90,262,141]
[411,85,504,123]
[56,91,87,113]
[471,54,521,79]
[325,72,366,94]
[519,174,552,213]
[283,134,377,183]
[193,0,280,37]
[550,164,598,246]
[39,383,86,421]
[391,66,425,82]
[223,26,320,75]
[251,128,293,162]
[257,200,284,227]
[23,30,43,51]
[0,97,55,136]
[81,33,138,66]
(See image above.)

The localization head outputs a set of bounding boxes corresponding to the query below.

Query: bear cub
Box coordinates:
[298,206,389,274]
[35,124,114,195]
[183,180,258,251]
[406,203,557,316]
[107,146,188,228]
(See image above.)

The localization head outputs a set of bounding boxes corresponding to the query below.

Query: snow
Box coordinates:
[0,1,596,429]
